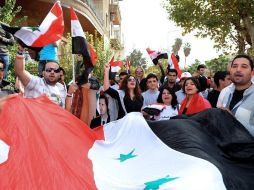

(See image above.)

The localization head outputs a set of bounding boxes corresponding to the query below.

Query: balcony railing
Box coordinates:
[80,0,103,26]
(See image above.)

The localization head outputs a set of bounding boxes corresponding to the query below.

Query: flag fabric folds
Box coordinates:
[0,95,253,190]
[168,53,182,78]
[146,48,168,65]
[1,1,64,48]
[70,7,95,84]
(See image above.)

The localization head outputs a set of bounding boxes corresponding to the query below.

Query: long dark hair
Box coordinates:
[157,86,178,109]
[120,75,142,100]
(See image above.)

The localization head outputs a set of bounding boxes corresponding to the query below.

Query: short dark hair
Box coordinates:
[157,86,178,109]
[197,64,206,71]
[59,67,65,75]
[42,61,59,71]
[99,93,109,114]
[167,68,178,76]
[213,71,229,87]
[182,77,201,94]
[146,73,158,81]
[119,72,128,77]
[231,54,254,70]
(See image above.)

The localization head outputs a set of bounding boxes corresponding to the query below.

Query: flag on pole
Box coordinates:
[168,53,182,78]
[70,7,94,84]
[109,56,123,73]
[0,95,253,189]
[125,57,131,74]
[146,48,168,65]
[1,1,64,47]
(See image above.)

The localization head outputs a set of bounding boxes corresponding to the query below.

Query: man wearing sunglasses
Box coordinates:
[14,46,71,108]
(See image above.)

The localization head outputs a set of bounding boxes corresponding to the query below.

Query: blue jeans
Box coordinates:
[0,55,9,79]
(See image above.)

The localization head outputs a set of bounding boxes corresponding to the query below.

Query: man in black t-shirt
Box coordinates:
[218,54,254,137]
[207,71,231,107]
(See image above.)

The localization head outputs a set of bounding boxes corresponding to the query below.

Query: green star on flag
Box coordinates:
[27,27,40,32]
[144,175,178,190]
[116,149,137,162]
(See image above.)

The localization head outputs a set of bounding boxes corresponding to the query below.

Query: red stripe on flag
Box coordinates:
[70,7,78,21]
[171,53,182,78]
[31,2,64,47]
[0,95,100,189]
[89,44,97,66]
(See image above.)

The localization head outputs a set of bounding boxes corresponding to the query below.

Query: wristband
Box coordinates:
[67,93,73,97]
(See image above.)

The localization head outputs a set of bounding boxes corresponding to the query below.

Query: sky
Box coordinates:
[119,0,220,68]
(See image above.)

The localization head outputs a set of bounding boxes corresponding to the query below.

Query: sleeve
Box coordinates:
[25,76,41,90]
[0,31,14,45]
[104,87,120,100]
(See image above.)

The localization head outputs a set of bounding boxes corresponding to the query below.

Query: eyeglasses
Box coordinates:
[45,68,60,73]
[0,68,4,71]
[127,77,136,82]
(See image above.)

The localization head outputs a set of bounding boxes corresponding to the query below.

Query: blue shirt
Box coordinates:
[39,44,58,61]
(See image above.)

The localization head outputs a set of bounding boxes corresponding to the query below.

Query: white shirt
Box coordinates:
[25,76,65,107]
[155,105,178,120]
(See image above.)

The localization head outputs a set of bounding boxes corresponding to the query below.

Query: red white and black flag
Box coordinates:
[70,7,96,84]
[146,48,168,65]
[1,1,64,48]
[0,95,253,190]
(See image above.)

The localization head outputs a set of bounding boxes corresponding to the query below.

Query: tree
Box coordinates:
[185,59,201,75]
[163,0,254,54]
[0,0,27,25]
[128,49,147,68]
[172,38,182,55]
[205,55,230,76]
[183,43,191,67]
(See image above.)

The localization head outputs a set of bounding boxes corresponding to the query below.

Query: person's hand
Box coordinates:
[68,83,78,95]
[158,59,163,66]
[104,63,110,73]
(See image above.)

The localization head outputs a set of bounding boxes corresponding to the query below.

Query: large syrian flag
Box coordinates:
[1,1,64,48]
[146,48,168,65]
[0,95,253,189]
[168,53,182,78]
[70,7,94,85]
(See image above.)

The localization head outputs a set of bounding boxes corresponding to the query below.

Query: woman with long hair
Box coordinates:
[179,77,211,115]
[103,63,143,119]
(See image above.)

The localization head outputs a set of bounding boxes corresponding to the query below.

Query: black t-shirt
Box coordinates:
[229,89,245,110]
[207,90,220,108]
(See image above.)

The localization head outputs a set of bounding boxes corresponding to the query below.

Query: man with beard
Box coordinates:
[218,54,254,137]
[14,46,75,108]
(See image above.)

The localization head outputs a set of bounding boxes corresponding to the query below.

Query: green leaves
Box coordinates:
[163,0,254,54]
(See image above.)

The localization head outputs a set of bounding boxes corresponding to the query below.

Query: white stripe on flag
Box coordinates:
[71,20,85,38]
[15,11,57,46]
[0,140,10,164]
[111,66,121,73]
[88,112,227,190]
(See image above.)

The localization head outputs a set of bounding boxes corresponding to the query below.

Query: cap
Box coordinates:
[180,72,192,79]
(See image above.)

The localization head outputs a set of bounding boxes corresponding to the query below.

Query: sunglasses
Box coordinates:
[128,77,136,82]
[45,68,60,73]
[0,68,4,71]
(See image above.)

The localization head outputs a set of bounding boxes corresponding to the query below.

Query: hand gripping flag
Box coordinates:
[70,7,95,85]
[1,1,64,48]
[146,48,168,65]
[0,95,253,190]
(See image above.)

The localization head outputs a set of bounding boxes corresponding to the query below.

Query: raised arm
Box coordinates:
[103,63,110,91]
[14,46,32,87]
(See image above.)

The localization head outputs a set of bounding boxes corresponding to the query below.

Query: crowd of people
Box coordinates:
[0,27,254,137]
